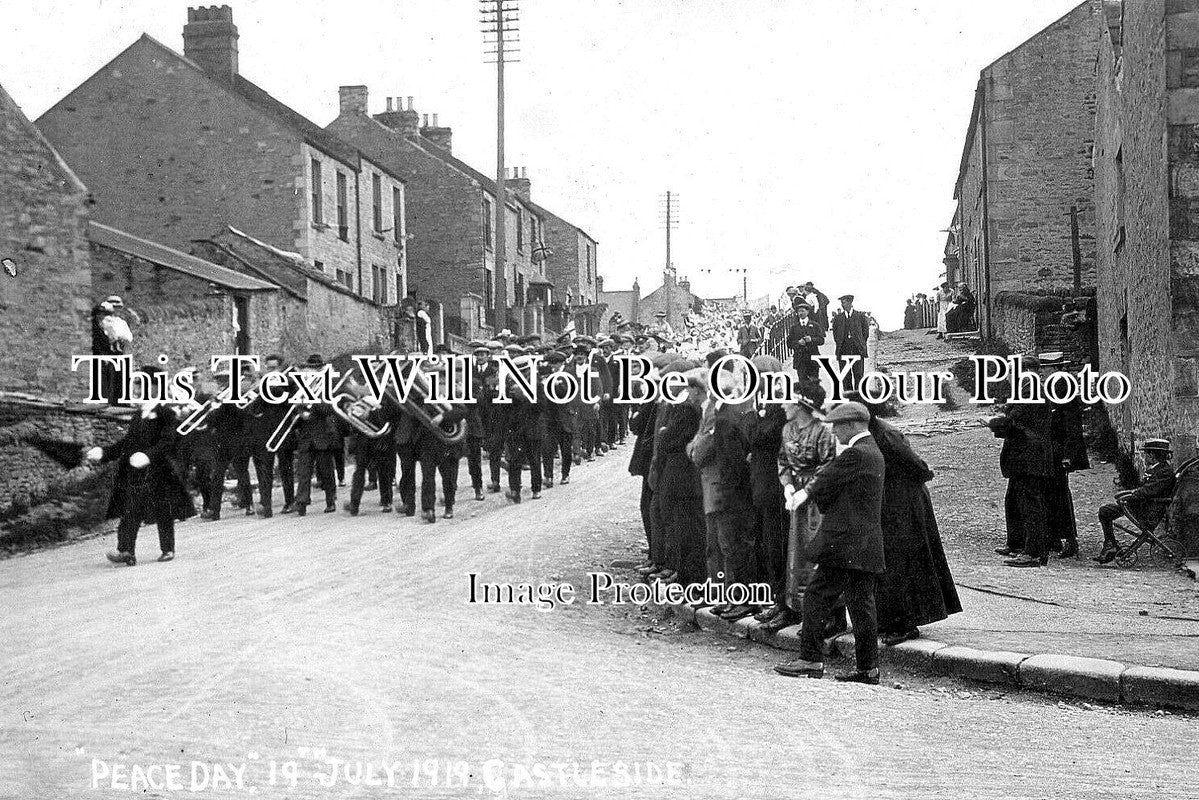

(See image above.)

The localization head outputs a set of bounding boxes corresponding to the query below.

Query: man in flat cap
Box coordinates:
[737,311,762,359]
[786,301,825,382]
[775,401,885,684]
[541,350,578,486]
[831,294,869,392]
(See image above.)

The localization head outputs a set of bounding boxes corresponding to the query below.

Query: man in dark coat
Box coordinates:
[463,341,490,501]
[628,354,667,576]
[650,376,706,585]
[292,354,341,516]
[1042,353,1089,558]
[541,351,578,487]
[248,354,295,516]
[785,301,824,381]
[86,365,195,566]
[831,294,870,392]
[987,373,1057,567]
[503,356,545,503]
[774,401,885,684]
[736,312,762,358]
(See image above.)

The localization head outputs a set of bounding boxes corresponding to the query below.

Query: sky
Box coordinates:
[1,0,1084,329]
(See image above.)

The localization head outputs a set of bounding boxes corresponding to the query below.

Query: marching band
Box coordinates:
[84,333,640,565]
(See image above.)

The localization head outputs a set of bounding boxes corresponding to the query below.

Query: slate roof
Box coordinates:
[87,222,276,291]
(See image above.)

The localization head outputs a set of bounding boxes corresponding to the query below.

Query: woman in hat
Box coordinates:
[935,282,953,340]
[774,384,837,629]
[848,385,961,644]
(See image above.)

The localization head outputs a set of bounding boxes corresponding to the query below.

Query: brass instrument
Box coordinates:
[175,395,221,436]
[329,373,392,439]
[381,356,467,445]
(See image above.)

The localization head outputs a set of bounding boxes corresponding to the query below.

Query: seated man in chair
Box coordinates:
[1095,438,1176,564]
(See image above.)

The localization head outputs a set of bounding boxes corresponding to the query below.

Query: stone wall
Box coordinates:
[0,85,93,401]
[993,290,1098,367]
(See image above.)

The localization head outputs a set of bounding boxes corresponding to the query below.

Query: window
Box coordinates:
[585,244,592,282]
[1114,146,1126,250]
[372,264,382,303]
[310,159,323,225]
[482,198,493,250]
[392,186,402,243]
[484,266,494,310]
[336,171,348,241]
[396,272,403,305]
[314,259,324,273]
[515,273,525,306]
[517,209,525,252]
[335,267,350,288]
[372,173,383,232]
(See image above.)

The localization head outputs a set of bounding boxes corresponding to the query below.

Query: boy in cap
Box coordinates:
[1095,439,1177,564]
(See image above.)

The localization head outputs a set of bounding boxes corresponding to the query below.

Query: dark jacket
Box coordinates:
[786,319,825,360]
[651,403,702,499]
[747,404,787,506]
[628,402,658,477]
[989,403,1056,478]
[102,405,196,524]
[832,309,870,355]
[1123,459,1177,527]
[1050,399,1089,472]
[808,433,886,573]
[688,404,753,514]
[294,403,342,451]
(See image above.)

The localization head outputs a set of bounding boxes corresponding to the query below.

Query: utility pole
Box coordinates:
[482,0,520,330]
[660,191,679,326]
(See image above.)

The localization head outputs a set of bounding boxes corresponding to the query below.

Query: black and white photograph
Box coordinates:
[2,1,1199,797]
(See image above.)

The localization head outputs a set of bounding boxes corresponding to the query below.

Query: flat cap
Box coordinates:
[824,401,870,424]
[1142,438,1173,453]
[485,339,504,349]
[838,294,854,302]
[545,350,568,365]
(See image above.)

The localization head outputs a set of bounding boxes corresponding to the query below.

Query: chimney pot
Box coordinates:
[407,96,414,110]
[432,113,439,127]
[422,114,429,127]
[386,97,393,112]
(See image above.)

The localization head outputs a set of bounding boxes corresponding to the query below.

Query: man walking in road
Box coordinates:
[831,294,869,392]
[774,401,885,684]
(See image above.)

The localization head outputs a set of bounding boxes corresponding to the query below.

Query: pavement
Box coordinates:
[5,449,1199,799]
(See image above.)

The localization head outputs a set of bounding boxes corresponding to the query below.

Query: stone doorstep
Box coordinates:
[670,603,1199,711]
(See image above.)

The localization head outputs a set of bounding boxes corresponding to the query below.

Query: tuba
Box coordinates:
[376,354,467,445]
[329,370,393,439]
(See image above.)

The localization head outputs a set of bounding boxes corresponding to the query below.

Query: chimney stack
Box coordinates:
[420,112,453,152]
[374,94,421,137]
[183,5,239,83]
[338,85,368,117]
[509,166,531,201]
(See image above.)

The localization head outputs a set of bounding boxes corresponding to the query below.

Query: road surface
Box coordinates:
[2,451,1195,799]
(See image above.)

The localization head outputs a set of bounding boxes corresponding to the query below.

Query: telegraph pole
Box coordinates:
[482,0,520,329]
[660,191,679,325]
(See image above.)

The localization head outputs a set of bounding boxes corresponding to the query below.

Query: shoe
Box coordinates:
[531,491,541,500]
[1093,544,1119,564]
[754,605,785,623]
[761,611,798,632]
[1004,555,1041,568]
[1058,540,1079,559]
[199,509,213,521]
[422,509,437,523]
[544,479,554,489]
[323,504,336,513]
[774,659,824,678]
[444,508,454,519]
[505,489,522,504]
[561,476,570,485]
[487,482,501,494]
[994,547,1017,556]
[653,569,678,583]
[475,490,485,501]
[401,505,415,517]
[717,604,754,620]
[365,482,378,491]
[637,564,659,576]
[295,505,307,517]
[338,480,346,487]
[106,550,136,566]
[881,629,920,647]
[835,670,880,685]
[281,503,295,514]
[380,504,392,513]
[157,552,174,562]
[260,506,273,519]
[346,504,359,516]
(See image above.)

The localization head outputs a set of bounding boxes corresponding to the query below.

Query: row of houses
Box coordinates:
[1,4,607,402]
[944,0,1199,458]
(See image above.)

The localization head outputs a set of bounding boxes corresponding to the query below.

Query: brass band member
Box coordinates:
[292,354,340,516]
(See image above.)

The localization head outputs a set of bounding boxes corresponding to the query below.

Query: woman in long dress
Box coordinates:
[859,401,962,644]
[935,282,953,339]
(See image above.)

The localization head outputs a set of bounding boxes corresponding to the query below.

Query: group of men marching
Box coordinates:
[86,331,649,566]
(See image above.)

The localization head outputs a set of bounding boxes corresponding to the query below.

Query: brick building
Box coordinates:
[951,0,1101,340]
[0,82,93,400]
[1094,0,1199,462]
[327,90,559,338]
[36,6,407,311]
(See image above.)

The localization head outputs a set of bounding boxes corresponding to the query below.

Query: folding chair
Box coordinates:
[1111,457,1199,568]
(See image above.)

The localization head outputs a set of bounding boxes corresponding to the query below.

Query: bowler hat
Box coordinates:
[825,401,870,424]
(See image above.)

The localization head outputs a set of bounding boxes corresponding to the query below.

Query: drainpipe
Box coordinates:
[354,169,363,297]
[978,76,994,340]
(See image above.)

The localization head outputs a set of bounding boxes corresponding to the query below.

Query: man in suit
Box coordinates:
[541,350,578,486]
[1040,352,1088,558]
[1095,439,1177,563]
[736,312,762,359]
[785,301,825,381]
[987,364,1057,567]
[292,354,341,516]
[774,401,885,684]
[831,294,870,392]
[463,341,490,501]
